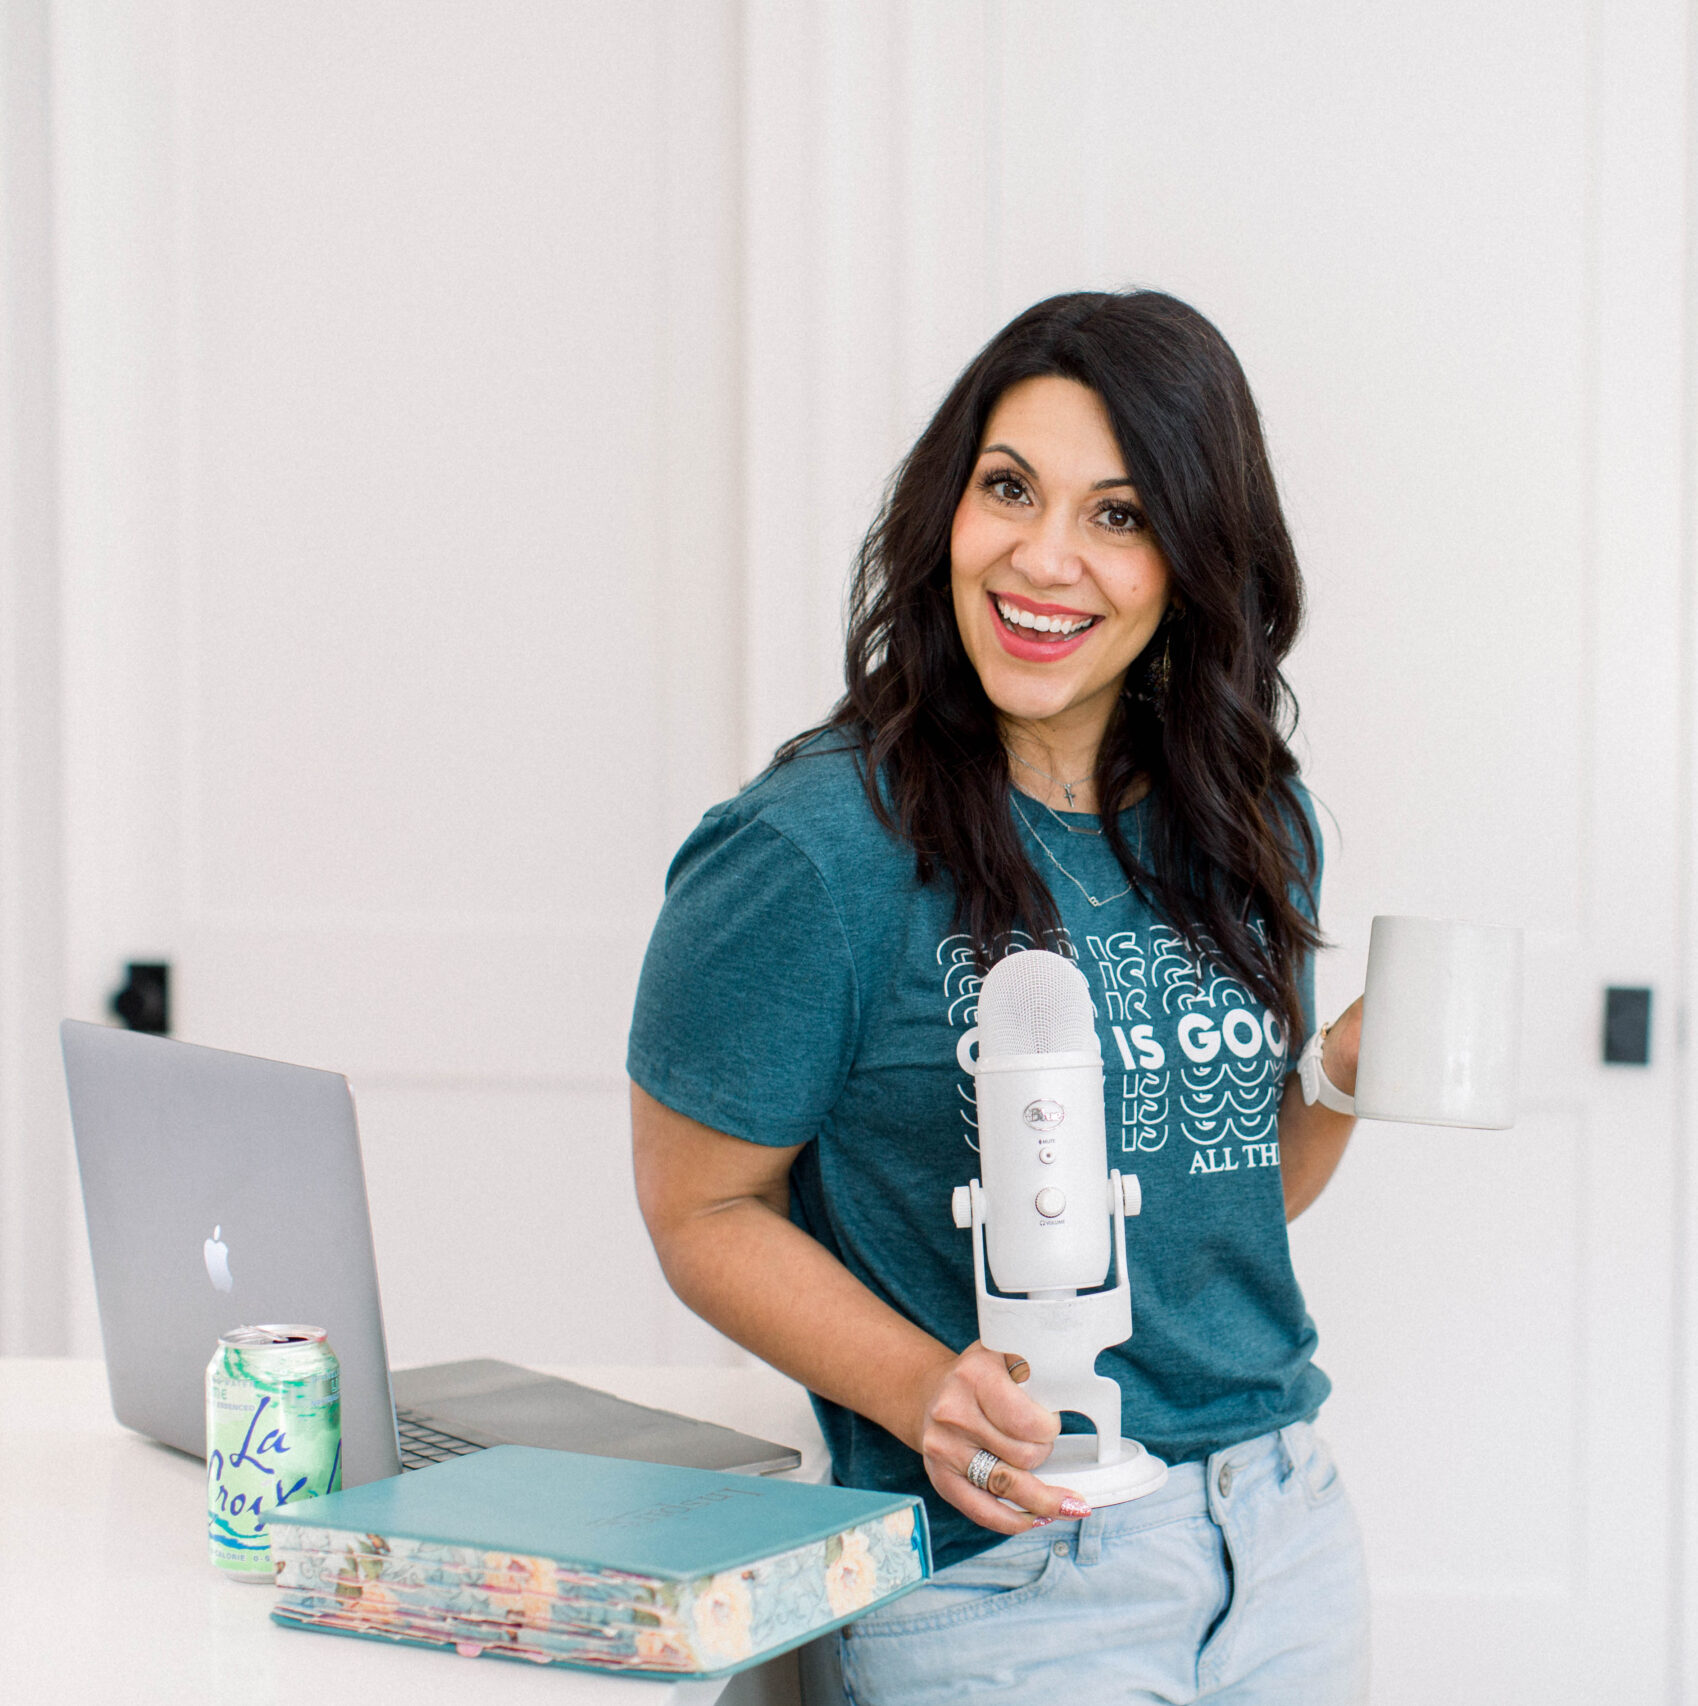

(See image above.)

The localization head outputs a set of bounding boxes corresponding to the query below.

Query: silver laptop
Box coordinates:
[61,1021,801,1486]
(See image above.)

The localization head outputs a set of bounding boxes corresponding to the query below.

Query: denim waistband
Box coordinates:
[1028,1422,1311,1566]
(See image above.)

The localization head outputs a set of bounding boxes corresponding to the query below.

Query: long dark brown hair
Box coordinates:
[777,289,1321,1042]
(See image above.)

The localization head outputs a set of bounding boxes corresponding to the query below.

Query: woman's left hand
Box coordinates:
[1321,996,1363,1096]
[1279,994,1363,1221]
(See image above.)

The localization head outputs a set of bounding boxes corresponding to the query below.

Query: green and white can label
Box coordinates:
[206,1325,342,1583]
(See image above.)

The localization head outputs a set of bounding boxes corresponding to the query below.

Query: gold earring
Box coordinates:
[1135,632,1171,713]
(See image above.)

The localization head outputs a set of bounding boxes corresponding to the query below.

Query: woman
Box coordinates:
[628,290,1369,1703]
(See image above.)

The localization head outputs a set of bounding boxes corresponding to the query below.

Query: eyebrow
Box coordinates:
[979,442,1135,492]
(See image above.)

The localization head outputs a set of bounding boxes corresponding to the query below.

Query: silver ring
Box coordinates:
[966,1449,1000,1492]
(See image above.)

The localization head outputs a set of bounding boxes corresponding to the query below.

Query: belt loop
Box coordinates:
[1073,1506,1104,1566]
[1276,1421,1302,1481]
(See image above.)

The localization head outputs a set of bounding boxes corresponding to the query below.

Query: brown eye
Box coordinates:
[979,470,1029,505]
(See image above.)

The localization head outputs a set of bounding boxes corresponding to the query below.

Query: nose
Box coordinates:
[1008,510,1085,589]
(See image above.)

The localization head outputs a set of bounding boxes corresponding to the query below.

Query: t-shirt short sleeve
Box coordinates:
[627,811,860,1148]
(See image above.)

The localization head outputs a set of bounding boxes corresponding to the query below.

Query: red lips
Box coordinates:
[987,592,1100,663]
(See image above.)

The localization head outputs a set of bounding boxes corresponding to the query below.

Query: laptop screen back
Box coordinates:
[62,1021,403,1485]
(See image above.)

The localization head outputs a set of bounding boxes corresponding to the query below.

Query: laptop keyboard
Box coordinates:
[395,1407,487,1470]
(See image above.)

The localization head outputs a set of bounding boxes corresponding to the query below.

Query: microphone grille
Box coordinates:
[977,949,1099,1058]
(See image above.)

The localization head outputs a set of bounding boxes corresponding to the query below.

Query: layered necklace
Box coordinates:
[1010,793,1133,909]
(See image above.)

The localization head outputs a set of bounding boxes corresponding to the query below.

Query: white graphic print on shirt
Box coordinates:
[941,929,1287,1179]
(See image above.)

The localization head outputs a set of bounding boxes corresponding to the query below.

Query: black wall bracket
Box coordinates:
[1603,986,1651,1066]
[111,962,170,1035]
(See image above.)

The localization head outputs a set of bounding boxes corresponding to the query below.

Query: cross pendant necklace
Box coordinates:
[1009,747,1091,811]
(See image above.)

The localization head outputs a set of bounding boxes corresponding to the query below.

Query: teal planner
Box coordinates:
[265,1444,932,1678]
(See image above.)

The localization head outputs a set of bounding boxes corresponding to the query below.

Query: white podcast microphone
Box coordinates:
[952,949,1168,1506]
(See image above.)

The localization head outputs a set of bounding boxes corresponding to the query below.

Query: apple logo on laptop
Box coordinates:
[204,1225,234,1293]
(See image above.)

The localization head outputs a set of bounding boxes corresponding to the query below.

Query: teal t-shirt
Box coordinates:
[627,740,1329,1570]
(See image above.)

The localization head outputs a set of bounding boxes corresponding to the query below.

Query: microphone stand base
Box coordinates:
[1034,1434,1169,1507]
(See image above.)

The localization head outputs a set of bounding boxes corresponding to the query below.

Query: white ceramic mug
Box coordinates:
[1352,915,1523,1129]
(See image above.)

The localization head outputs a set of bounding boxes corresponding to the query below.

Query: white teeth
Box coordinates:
[996,598,1093,637]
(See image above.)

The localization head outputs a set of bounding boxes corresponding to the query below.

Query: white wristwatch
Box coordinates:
[1298,1023,1356,1115]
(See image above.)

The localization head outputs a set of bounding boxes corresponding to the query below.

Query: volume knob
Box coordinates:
[1034,1187,1066,1219]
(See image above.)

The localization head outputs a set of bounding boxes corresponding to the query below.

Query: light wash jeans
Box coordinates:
[801,1421,1368,1706]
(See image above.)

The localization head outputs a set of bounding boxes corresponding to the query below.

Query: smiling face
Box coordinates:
[950,376,1172,769]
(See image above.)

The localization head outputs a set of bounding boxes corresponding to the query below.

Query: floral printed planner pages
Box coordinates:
[264,1443,931,1679]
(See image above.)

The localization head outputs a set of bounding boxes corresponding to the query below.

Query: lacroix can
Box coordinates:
[206,1325,342,1582]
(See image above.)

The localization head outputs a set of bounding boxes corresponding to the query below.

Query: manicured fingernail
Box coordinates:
[1028,1516,1055,1528]
[1059,1497,1092,1518]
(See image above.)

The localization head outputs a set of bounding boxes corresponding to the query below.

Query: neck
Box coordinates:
[1002,718,1106,815]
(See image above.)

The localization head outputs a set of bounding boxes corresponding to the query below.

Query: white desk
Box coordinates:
[0,1359,829,1706]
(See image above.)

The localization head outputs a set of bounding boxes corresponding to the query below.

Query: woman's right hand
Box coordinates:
[914,1342,1090,1534]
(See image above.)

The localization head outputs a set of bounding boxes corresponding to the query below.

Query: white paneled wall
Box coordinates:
[4,3,1697,1698]
[0,0,69,1356]
[45,0,754,1368]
